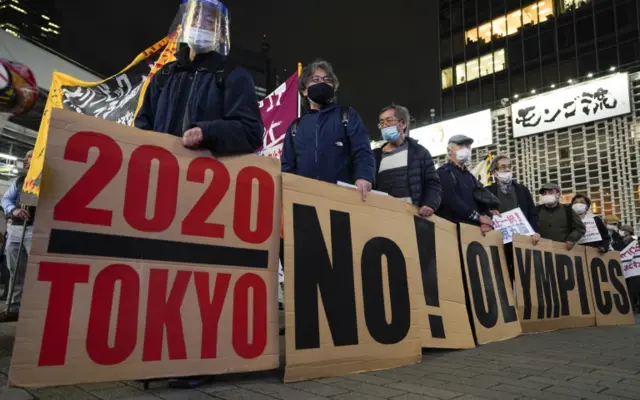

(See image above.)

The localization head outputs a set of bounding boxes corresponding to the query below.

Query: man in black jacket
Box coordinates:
[374,104,441,216]
[487,155,541,243]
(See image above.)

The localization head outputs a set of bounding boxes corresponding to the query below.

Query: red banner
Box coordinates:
[258,72,299,160]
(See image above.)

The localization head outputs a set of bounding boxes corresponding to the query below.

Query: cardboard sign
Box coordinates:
[621,241,640,279]
[577,216,602,245]
[282,174,424,382]
[585,248,636,326]
[458,224,521,344]
[512,235,596,333]
[10,110,281,387]
[492,208,535,244]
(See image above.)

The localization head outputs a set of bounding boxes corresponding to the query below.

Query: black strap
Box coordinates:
[289,105,350,170]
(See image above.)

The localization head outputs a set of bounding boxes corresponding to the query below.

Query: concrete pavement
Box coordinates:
[1,319,639,400]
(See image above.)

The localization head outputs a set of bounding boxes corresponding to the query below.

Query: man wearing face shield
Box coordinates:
[281,59,375,201]
[436,135,495,231]
[536,183,586,250]
[373,104,441,216]
[135,0,263,154]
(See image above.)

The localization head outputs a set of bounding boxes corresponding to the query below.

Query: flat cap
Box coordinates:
[448,134,474,146]
[603,215,620,224]
[538,182,561,194]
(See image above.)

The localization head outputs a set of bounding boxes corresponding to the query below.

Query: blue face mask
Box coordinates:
[381,125,401,142]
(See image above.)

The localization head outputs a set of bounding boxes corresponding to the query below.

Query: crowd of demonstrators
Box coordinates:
[606,215,635,251]
[537,183,586,250]
[487,156,540,282]
[571,195,610,252]
[0,151,34,323]
[373,104,441,217]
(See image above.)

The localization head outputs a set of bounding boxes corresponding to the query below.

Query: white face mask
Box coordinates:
[455,148,471,164]
[621,231,629,238]
[540,194,557,205]
[183,27,216,54]
[606,224,617,231]
[496,171,513,184]
[572,203,588,214]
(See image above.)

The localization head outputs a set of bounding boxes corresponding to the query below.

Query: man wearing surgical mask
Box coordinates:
[536,183,586,250]
[436,135,493,231]
[281,59,375,201]
[135,0,263,155]
[373,104,441,216]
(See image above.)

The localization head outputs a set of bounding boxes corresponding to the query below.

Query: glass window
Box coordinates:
[494,49,506,72]
[456,63,467,85]
[479,53,495,77]
[442,68,454,89]
[466,58,480,82]
[450,49,506,86]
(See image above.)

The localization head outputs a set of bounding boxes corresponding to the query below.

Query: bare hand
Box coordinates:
[490,209,501,216]
[566,241,575,250]
[419,205,434,217]
[355,179,372,202]
[479,215,493,226]
[480,223,493,236]
[182,127,204,148]
[11,208,30,220]
[532,233,541,245]
[598,247,607,254]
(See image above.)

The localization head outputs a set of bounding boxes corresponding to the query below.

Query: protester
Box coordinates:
[135,0,261,389]
[135,0,263,155]
[281,59,375,201]
[570,195,610,252]
[436,135,497,232]
[606,216,633,251]
[487,155,540,242]
[0,150,34,323]
[373,104,441,216]
[537,183,585,249]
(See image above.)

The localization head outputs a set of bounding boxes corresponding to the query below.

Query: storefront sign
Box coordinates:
[411,109,493,157]
[512,73,631,138]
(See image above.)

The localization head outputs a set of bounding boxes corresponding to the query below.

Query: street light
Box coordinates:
[530,89,536,94]
[550,84,556,88]
[568,79,574,84]
[609,66,616,72]
[513,94,519,99]
[587,72,593,78]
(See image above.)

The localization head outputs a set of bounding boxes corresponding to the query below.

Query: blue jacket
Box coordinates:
[281,104,375,184]
[437,162,484,224]
[134,47,263,154]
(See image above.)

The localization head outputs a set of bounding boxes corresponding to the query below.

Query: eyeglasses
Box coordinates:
[378,118,399,129]
[309,75,334,84]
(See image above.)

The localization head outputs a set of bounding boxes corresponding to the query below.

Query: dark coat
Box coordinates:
[585,216,611,250]
[281,104,375,184]
[373,137,441,210]
[487,182,541,233]
[134,47,263,154]
[436,162,484,224]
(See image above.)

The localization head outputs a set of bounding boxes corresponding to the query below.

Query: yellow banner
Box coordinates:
[21,35,177,204]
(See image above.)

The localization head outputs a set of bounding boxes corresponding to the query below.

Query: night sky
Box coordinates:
[58,0,440,136]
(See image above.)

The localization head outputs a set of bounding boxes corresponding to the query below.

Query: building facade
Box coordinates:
[438,0,640,117]
[0,0,60,48]
[413,71,639,232]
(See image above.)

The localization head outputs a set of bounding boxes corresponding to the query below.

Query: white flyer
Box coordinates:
[577,215,603,244]
[621,240,640,279]
[492,208,535,244]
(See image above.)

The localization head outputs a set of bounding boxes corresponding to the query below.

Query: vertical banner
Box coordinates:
[258,72,299,160]
[459,224,521,344]
[21,36,175,205]
[10,110,280,387]
[417,216,475,349]
[512,235,596,333]
[586,248,635,326]
[283,174,422,382]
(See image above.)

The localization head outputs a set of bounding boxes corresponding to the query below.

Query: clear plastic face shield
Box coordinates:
[174,0,230,55]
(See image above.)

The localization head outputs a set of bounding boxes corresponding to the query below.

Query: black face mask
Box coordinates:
[307,83,335,106]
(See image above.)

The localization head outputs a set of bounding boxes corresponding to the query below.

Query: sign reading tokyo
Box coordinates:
[10,110,281,387]
[411,109,492,157]
[512,73,631,138]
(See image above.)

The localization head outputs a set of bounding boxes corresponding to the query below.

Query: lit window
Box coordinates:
[466,59,480,82]
[456,63,467,85]
[442,67,454,89]
[449,49,507,86]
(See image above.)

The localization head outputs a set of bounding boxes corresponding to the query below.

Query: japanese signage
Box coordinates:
[10,110,281,387]
[492,208,535,244]
[458,224,522,344]
[411,109,493,157]
[512,235,596,333]
[577,215,603,245]
[621,241,640,279]
[21,36,176,204]
[512,73,631,138]
[258,72,299,160]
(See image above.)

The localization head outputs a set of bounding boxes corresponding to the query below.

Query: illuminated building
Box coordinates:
[0,0,60,48]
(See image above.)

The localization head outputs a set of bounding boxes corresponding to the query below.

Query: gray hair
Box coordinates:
[490,155,510,173]
[298,59,340,95]
[380,104,411,135]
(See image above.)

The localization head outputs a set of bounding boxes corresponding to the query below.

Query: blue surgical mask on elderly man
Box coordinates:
[381,126,401,142]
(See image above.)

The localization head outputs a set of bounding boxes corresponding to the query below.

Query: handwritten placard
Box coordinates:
[578,215,603,245]
[492,208,535,244]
